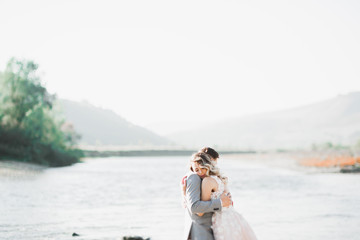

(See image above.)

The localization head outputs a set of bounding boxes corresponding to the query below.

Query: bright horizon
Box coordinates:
[1,0,360,135]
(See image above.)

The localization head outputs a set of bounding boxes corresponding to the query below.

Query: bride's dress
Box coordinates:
[210,175,258,240]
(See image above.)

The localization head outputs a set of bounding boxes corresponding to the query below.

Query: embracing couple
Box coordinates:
[181,147,258,240]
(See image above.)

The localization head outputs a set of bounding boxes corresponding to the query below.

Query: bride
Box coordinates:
[190,151,258,240]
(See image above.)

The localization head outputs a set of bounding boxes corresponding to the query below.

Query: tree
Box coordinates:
[1,58,55,128]
[0,58,82,166]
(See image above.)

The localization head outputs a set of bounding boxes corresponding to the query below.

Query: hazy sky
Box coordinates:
[1,0,360,135]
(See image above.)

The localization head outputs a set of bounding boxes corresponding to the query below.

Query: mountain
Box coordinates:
[58,99,172,146]
[167,92,360,150]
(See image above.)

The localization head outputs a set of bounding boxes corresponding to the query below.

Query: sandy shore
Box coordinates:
[0,160,46,179]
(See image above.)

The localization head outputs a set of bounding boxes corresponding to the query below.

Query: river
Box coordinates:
[0,155,359,240]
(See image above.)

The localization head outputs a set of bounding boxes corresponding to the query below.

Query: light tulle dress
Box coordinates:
[210,176,258,240]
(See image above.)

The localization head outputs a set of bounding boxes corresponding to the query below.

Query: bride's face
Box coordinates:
[191,162,207,178]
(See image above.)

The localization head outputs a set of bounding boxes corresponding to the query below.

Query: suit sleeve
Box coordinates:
[186,174,222,214]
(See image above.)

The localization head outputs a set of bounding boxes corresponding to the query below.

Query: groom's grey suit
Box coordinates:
[184,172,222,240]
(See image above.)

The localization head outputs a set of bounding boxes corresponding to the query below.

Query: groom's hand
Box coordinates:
[220,193,232,207]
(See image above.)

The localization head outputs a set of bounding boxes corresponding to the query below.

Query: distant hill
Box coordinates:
[168,92,360,150]
[58,99,172,146]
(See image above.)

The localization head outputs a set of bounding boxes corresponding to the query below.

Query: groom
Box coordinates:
[183,157,232,240]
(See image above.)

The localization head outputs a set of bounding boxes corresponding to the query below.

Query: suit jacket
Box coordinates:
[184,172,222,240]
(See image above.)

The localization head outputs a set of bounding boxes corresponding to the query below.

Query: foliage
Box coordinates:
[0,58,82,166]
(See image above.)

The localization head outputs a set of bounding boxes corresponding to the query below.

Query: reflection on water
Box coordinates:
[0,156,359,240]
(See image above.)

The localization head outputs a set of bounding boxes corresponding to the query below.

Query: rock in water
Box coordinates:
[340,166,360,173]
[72,232,80,237]
[123,236,150,240]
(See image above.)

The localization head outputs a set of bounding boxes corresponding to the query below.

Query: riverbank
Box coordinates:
[83,149,257,157]
[297,151,360,173]
[2,149,359,174]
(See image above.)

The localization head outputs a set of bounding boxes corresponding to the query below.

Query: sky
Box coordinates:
[1,0,360,135]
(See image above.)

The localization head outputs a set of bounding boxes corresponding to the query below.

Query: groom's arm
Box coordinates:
[185,174,222,214]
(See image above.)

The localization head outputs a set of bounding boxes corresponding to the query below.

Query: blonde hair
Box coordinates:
[190,152,228,184]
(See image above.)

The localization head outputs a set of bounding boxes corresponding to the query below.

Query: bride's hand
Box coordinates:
[224,191,234,206]
[220,193,232,207]
[224,191,231,198]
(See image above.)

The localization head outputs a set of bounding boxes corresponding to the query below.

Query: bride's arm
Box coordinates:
[197,177,217,216]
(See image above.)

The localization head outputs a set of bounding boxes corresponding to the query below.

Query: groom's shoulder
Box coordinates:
[187,172,201,182]
[187,171,197,177]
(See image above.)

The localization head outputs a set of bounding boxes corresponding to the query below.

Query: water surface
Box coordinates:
[0,156,359,240]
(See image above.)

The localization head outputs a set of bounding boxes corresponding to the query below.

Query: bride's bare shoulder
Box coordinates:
[202,176,218,186]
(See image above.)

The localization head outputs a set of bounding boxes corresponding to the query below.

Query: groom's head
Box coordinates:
[199,147,219,163]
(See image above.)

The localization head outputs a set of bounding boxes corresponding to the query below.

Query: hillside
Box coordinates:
[168,92,360,150]
[58,99,172,146]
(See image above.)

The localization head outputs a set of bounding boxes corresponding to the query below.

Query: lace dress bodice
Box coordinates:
[210,175,226,200]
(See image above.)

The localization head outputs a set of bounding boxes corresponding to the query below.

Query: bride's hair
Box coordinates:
[190,152,228,184]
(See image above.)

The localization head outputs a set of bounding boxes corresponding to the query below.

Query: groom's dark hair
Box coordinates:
[199,147,219,159]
